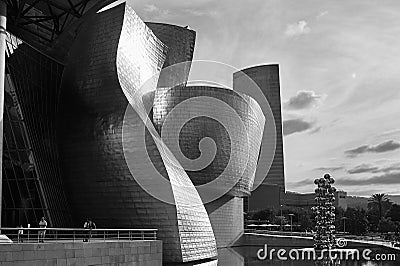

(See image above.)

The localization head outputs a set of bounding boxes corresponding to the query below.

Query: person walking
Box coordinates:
[38,217,47,243]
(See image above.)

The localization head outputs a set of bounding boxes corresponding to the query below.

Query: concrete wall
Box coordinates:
[0,241,162,266]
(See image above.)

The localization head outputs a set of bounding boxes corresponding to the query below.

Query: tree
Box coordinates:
[298,209,313,231]
[344,207,369,235]
[248,206,314,232]
[335,207,345,229]
[368,193,392,222]
[378,217,396,233]
[251,209,275,221]
[386,204,400,222]
[274,215,288,226]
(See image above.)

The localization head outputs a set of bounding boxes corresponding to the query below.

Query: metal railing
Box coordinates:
[0,227,158,243]
[245,228,313,237]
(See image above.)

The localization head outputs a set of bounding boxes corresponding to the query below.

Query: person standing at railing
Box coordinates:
[83,219,89,242]
[17,225,23,243]
[83,218,96,242]
[38,217,47,243]
[88,219,96,241]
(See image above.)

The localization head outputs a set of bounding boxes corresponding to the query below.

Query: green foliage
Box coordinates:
[378,217,396,233]
[297,208,314,231]
[251,209,275,221]
[245,193,400,235]
[386,204,400,222]
[368,193,392,220]
[344,207,369,235]
[367,193,393,231]
[274,215,288,226]
[248,206,313,230]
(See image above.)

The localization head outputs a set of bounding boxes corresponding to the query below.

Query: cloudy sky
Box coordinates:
[131,0,400,196]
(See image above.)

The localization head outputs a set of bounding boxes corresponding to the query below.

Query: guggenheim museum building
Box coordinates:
[1,0,285,263]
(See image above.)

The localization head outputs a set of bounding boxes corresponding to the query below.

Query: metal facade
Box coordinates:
[56,2,217,262]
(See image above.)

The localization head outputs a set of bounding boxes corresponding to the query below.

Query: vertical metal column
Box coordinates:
[0,0,6,228]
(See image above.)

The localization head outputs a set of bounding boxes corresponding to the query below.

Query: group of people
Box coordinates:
[17,217,47,243]
[16,217,96,243]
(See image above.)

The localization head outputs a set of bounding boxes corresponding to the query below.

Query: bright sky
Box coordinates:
[131,0,400,197]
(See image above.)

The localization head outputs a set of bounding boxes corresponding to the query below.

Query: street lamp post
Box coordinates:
[289,213,295,233]
[342,217,348,234]
[280,204,283,231]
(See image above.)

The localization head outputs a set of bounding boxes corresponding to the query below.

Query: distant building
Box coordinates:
[233,65,285,213]
[282,191,315,208]
[336,190,348,210]
[233,65,285,191]
[346,196,369,210]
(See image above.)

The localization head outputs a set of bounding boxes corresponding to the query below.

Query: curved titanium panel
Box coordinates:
[116,3,216,262]
[58,1,216,262]
[146,23,196,90]
[146,22,196,69]
[152,86,265,197]
[205,196,244,248]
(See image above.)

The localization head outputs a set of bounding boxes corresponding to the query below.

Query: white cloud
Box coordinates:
[285,20,311,37]
[143,4,158,12]
[284,90,326,110]
[316,11,329,19]
[143,4,171,18]
[183,8,218,17]
[379,129,400,137]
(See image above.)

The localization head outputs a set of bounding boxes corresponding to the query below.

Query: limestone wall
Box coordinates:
[0,240,162,266]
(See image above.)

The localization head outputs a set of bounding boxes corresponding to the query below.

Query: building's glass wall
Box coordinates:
[2,33,72,227]
[2,74,46,226]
